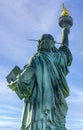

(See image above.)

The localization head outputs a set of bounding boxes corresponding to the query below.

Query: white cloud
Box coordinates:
[67,120,83,130]
[0,104,22,129]
[66,87,83,129]
[67,87,83,104]
[0,121,19,129]
[0,116,19,121]
[66,86,83,125]
[74,51,83,59]
[0,104,21,112]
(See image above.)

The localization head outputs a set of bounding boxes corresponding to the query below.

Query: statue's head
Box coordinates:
[38,34,55,51]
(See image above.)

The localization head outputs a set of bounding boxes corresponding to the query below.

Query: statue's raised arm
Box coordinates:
[61,26,70,47]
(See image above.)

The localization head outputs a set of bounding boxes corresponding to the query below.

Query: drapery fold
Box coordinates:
[14,48,72,130]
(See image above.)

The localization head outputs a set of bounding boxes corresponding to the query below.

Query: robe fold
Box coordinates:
[15,46,72,130]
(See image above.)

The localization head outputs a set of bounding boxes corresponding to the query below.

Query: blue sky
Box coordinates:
[0,0,83,130]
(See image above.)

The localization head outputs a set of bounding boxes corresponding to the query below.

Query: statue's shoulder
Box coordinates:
[31,52,40,60]
[29,52,41,65]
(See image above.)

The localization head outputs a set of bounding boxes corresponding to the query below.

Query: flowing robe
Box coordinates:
[14,46,72,130]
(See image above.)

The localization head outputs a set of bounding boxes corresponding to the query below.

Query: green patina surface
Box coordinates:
[7,26,73,130]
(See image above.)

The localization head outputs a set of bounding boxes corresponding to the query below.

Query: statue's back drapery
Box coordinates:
[7,28,72,130]
[18,39,72,130]
[7,4,73,130]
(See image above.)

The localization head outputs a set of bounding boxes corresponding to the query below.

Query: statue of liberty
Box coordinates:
[7,4,73,130]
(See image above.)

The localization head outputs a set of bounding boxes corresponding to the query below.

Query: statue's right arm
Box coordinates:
[61,27,70,47]
[59,27,73,66]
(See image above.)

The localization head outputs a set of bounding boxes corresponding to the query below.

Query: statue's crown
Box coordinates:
[40,34,54,41]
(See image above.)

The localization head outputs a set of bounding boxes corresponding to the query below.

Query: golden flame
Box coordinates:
[61,3,69,16]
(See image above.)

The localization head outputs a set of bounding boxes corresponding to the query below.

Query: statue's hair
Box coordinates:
[40,34,54,41]
[38,34,56,51]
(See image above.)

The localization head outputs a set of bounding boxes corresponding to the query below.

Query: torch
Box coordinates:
[59,3,73,28]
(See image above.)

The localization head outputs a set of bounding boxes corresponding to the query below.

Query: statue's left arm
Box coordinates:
[8,65,35,99]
